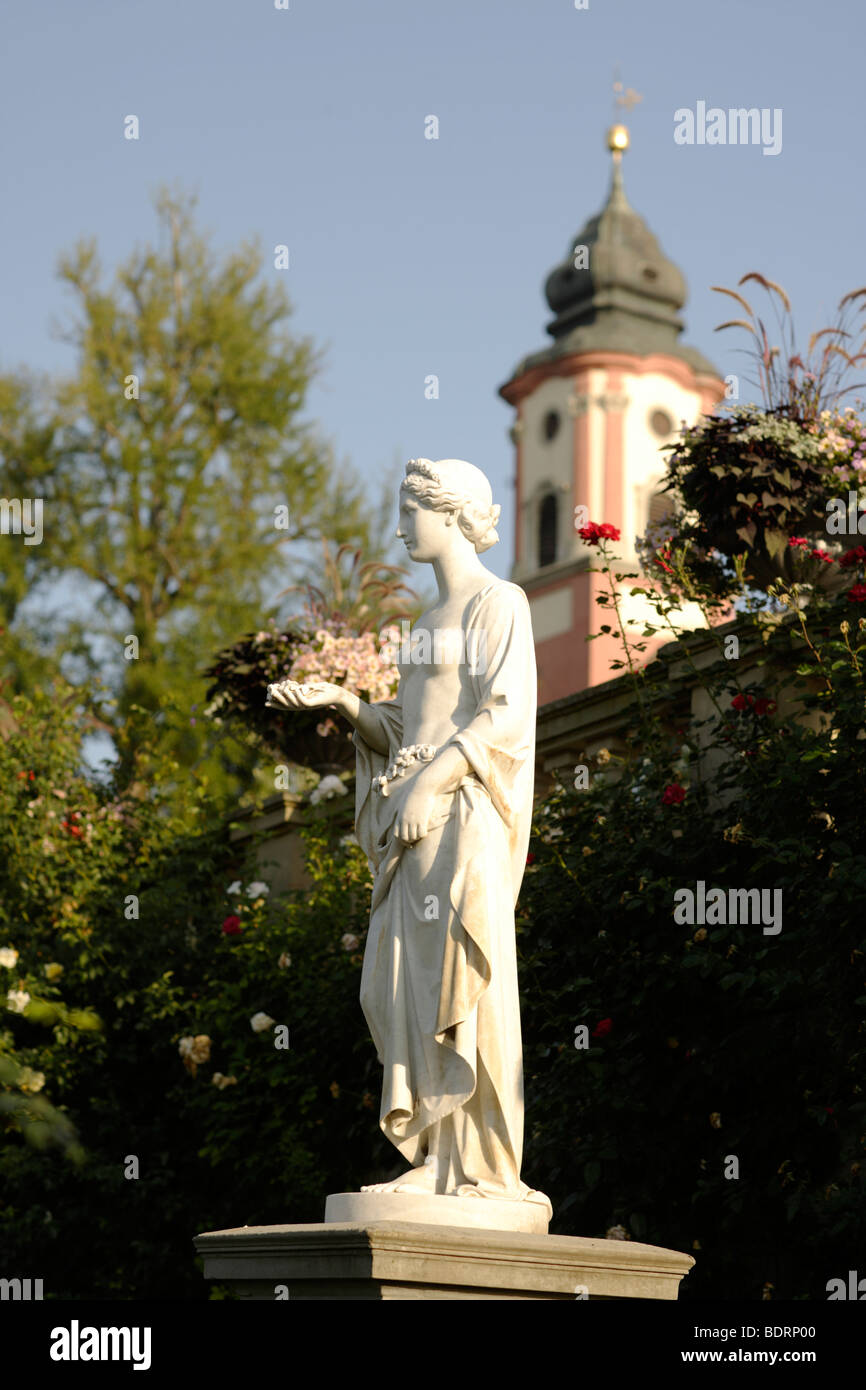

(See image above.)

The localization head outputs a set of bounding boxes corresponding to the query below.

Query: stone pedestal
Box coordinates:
[194,1221,694,1300]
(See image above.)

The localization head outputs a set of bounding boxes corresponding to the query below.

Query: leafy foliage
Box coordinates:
[0,677,386,1298]
[519,549,866,1299]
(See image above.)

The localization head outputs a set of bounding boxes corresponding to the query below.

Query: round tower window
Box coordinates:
[650,409,674,438]
[542,410,560,441]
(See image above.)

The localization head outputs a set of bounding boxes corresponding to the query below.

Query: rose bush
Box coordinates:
[0,676,385,1298]
[517,525,866,1299]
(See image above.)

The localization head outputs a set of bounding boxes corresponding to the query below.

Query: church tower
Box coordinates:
[499,125,725,706]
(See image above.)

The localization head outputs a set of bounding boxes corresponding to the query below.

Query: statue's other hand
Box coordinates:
[393,781,437,847]
[265,679,342,711]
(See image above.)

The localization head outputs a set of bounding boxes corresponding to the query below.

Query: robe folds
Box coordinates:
[353,580,545,1204]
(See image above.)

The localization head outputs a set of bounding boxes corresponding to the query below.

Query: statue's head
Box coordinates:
[399,458,501,553]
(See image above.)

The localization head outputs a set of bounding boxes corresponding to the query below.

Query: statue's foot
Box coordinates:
[360,1163,438,1195]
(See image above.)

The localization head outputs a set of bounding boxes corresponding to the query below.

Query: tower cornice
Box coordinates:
[499,349,724,408]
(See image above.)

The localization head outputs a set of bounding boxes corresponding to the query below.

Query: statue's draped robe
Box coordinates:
[354,581,539,1201]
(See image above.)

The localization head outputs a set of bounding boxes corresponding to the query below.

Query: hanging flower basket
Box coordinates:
[658,404,866,597]
[204,618,401,776]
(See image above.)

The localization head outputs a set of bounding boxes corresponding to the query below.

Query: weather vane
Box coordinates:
[612,70,643,115]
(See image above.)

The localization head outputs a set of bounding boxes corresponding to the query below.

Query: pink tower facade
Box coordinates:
[499,127,725,708]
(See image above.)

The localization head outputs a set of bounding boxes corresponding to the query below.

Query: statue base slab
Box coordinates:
[324,1190,549,1234]
[194,1221,694,1300]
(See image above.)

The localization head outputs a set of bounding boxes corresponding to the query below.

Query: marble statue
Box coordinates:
[266,458,550,1223]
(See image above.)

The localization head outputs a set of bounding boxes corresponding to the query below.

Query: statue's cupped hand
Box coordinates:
[265,679,342,711]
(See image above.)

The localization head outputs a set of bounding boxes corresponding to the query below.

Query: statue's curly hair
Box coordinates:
[401,458,501,553]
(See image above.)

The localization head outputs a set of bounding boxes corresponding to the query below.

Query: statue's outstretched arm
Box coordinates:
[266,678,391,757]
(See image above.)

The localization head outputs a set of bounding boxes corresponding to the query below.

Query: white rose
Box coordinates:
[277,953,292,970]
[246,881,270,897]
[310,775,348,806]
[6,990,31,1014]
[341,933,360,952]
[227,881,242,895]
[250,1011,275,1033]
[0,947,19,969]
[19,1067,46,1093]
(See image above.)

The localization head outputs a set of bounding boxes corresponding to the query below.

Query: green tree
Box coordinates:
[1,187,391,799]
[0,372,64,691]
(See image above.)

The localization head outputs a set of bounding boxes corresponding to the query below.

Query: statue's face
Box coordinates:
[396,489,453,562]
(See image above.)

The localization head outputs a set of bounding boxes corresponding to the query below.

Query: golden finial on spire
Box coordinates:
[608,76,641,163]
[607,124,630,154]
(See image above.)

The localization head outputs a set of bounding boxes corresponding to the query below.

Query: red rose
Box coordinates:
[847,584,866,603]
[662,784,686,805]
[788,537,809,548]
[839,546,866,569]
[221,915,242,935]
[753,698,776,716]
[525,852,536,865]
[731,693,752,711]
[592,1018,613,1039]
[578,521,621,546]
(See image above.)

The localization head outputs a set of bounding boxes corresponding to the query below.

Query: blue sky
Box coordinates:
[2,0,864,585]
